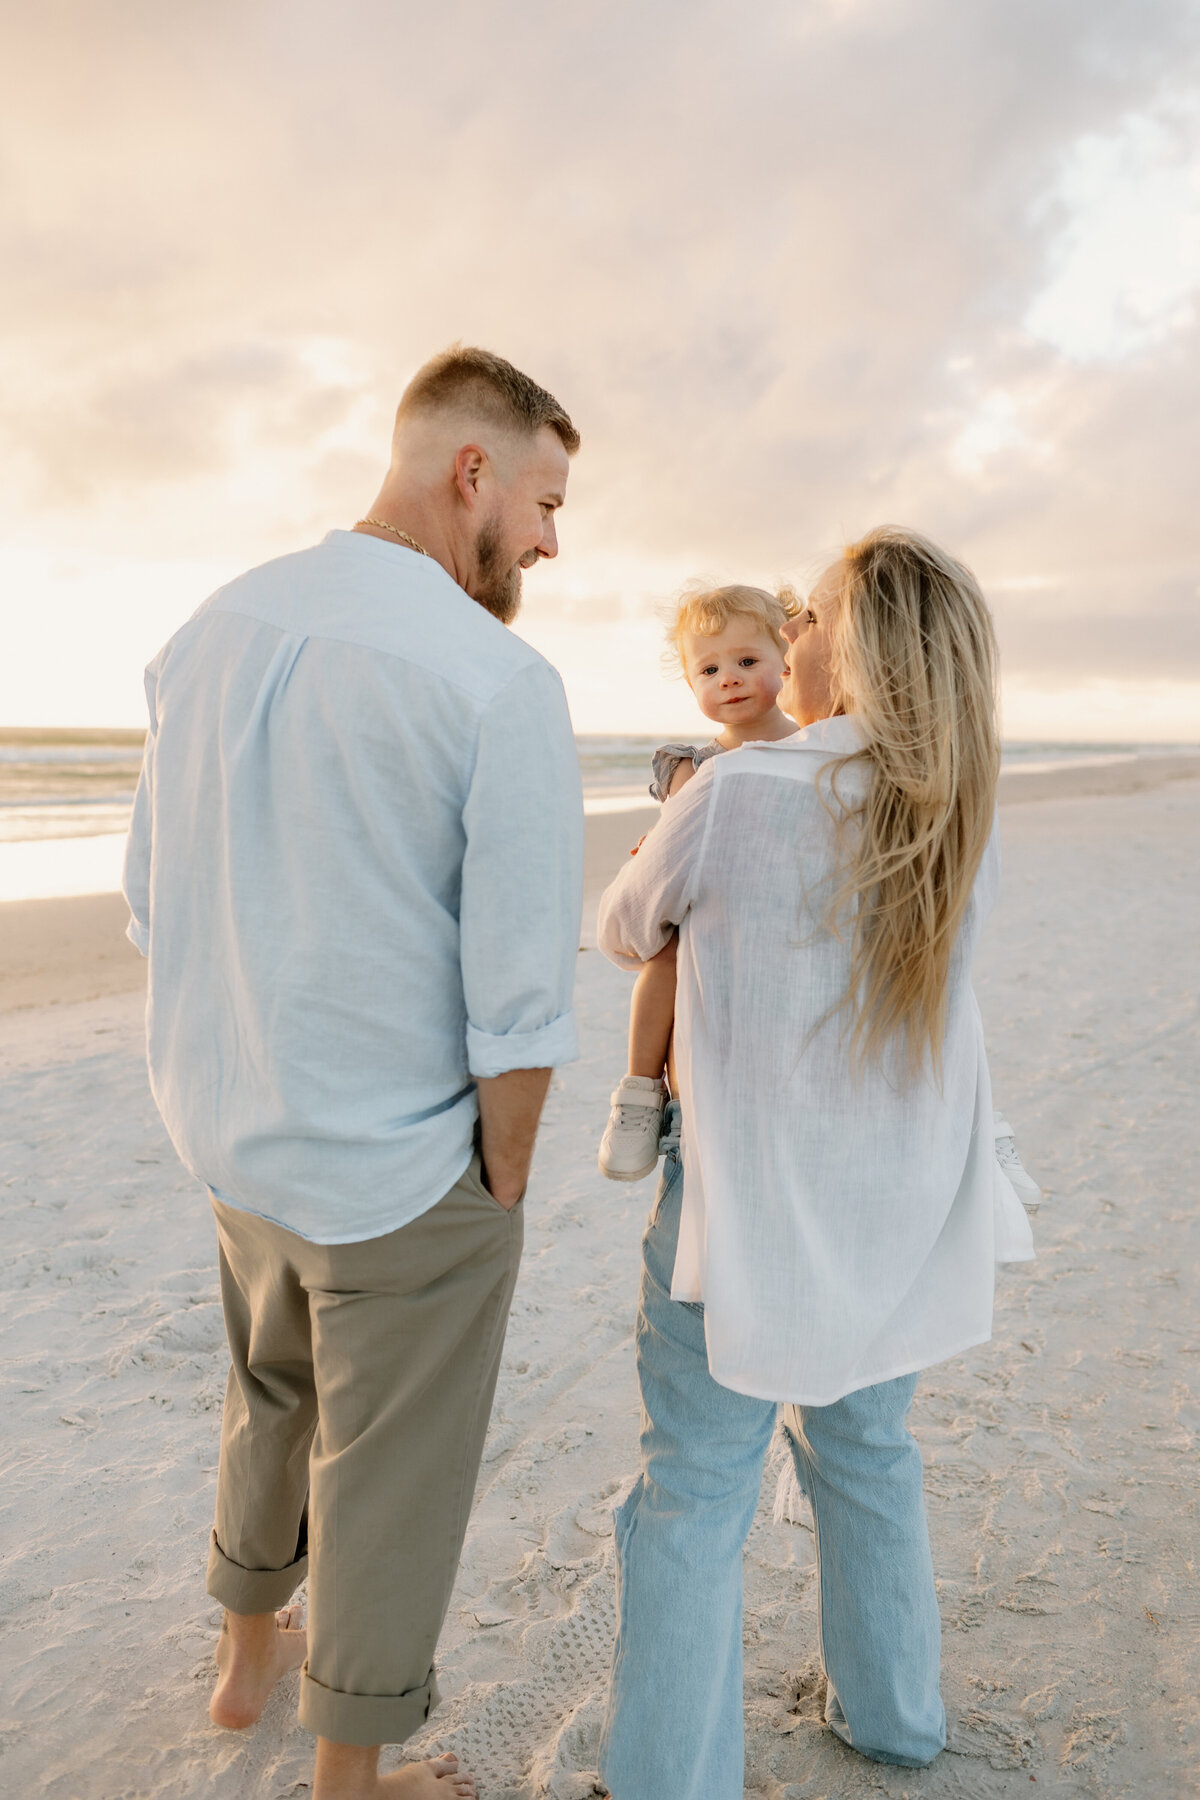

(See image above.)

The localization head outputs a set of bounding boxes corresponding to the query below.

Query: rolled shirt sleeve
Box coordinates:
[597,760,714,969]
[460,660,585,1078]
[121,663,159,958]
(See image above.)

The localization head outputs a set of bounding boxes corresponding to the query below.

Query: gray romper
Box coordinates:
[648,739,725,803]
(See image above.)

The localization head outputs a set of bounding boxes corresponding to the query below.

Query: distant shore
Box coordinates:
[2,750,1198,1014]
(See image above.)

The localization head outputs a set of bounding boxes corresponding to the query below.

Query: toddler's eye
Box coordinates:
[701,665,718,677]
[738,657,758,667]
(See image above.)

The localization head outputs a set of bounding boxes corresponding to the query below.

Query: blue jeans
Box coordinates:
[599,1108,945,1799]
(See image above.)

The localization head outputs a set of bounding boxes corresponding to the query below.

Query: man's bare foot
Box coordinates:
[209,1603,307,1730]
[381,1756,474,1796]
[313,1740,474,1798]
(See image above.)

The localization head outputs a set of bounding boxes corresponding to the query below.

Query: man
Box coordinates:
[123,347,584,1799]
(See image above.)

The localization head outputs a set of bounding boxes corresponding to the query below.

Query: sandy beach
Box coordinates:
[2,755,1198,1798]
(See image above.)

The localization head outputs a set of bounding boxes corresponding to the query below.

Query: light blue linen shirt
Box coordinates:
[123,529,584,1244]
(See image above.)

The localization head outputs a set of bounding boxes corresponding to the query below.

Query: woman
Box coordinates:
[595,527,1033,1799]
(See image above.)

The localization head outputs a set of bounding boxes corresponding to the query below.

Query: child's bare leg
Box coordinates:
[599,936,676,1180]
[628,934,678,1081]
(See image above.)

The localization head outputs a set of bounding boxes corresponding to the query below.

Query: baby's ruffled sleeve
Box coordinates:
[649,742,700,803]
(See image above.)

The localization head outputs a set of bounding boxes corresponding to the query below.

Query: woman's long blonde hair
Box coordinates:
[820,526,1000,1081]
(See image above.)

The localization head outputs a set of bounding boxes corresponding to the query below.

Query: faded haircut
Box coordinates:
[667,582,801,665]
[395,344,580,454]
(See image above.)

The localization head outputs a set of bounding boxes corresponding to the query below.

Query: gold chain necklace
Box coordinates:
[356,517,431,558]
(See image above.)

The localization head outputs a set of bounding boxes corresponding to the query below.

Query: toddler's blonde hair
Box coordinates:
[667,582,801,668]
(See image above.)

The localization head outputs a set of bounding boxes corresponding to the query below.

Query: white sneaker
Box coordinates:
[599,1076,666,1181]
[994,1113,1043,1212]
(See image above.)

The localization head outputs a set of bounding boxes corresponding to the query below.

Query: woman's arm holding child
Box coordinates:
[598,760,714,969]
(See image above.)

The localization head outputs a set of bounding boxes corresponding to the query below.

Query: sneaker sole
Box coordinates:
[598,1157,660,1182]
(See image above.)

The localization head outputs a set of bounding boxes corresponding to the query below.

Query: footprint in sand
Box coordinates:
[405,1489,624,1799]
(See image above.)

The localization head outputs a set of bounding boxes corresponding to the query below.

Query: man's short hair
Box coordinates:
[396,345,580,454]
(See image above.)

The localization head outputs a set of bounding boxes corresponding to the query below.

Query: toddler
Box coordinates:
[598,583,797,1180]
[597,582,1044,1213]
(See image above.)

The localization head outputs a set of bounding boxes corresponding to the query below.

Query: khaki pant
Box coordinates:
[206,1156,523,1747]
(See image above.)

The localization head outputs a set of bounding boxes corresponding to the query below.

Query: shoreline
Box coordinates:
[2,751,1198,1015]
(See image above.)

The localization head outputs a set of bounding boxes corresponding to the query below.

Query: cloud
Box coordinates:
[1,0,1198,718]
[1026,104,1200,359]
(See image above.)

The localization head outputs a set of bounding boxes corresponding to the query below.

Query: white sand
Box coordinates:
[2,780,1198,1798]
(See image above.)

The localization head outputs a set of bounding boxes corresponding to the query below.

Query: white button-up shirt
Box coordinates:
[598,717,1033,1405]
[124,530,584,1244]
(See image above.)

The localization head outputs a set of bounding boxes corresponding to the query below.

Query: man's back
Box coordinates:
[125,528,583,1243]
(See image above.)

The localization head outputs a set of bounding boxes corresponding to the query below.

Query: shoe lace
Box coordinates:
[610,1092,662,1131]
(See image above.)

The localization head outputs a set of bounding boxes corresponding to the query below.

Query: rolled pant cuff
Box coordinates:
[298,1666,441,1747]
[205,1528,308,1614]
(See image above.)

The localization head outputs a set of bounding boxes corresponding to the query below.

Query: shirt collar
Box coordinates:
[754,715,864,754]
[792,714,864,752]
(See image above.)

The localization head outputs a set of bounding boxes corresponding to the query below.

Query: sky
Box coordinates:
[2,0,1199,739]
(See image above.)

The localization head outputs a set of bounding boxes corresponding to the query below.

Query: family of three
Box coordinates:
[123,346,1035,1800]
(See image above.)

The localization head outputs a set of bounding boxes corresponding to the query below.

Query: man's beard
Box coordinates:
[473,520,523,624]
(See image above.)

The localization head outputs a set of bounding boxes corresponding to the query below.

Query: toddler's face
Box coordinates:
[682,621,786,728]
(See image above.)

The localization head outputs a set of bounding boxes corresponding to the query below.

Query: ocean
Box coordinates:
[1,727,1196,902]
